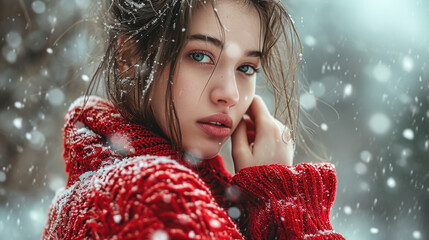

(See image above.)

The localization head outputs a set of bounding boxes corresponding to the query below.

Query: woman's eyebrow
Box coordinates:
[187,34,262,58]
[188,34,223,48]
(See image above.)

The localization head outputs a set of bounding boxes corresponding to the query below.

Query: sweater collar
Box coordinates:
[63,96,222,185]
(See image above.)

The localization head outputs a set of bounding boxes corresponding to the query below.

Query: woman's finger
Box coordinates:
[246,96,272,128]
[248,96,277,145]
[243,115,256,144]
[231,119,253,171]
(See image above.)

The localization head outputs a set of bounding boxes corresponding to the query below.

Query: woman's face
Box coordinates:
[151,1,261,159]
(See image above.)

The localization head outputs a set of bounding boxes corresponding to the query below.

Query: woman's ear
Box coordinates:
[116,36,138,74]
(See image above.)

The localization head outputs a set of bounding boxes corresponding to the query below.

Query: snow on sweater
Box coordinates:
[42,96,344,240]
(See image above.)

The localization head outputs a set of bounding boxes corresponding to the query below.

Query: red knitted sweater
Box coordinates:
[42,96,344,240]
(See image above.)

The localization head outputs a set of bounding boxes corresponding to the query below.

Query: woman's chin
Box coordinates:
[184,145,221,160]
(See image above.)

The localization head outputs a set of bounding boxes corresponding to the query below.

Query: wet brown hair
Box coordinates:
[86,0,303,156]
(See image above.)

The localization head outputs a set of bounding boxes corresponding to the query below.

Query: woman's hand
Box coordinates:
[231,96,295,172]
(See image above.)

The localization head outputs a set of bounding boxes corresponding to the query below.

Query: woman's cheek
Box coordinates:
[240,79,256,108]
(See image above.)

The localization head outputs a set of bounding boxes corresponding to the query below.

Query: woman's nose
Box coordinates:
[210,69,239,107]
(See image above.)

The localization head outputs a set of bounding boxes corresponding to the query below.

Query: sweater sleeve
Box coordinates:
[42,156,244,240]
[231,163,344,240]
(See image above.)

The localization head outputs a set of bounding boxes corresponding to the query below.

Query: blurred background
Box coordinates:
[0,0,428,239]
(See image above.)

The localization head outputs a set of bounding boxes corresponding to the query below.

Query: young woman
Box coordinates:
[43,0,344,239]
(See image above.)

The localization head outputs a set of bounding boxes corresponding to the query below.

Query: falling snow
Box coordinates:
[300,93,316,110]
[13,118,23,129]
[343,206,352,215]
[309,81,326,97]
[47,88,65,106]
[188,231,196,238]
[387,177,396,188]
[370,228,379,234]
[304,35,317,47]
[343,84,353,97]
[369,113,391,134]
[354,162,367,175]
[412,230,422,239]
[32,1,46,14]
[372,62,391,82]
[209,219,221,229]
[14,101,24,109]
[360,150,372,163]
[0,171,6,182]
[402,56,414,72]
[81,74,90,82]
[227,206,241,219]
[151,230,169,240]
[402,128,414,140]
[113,214,121,223]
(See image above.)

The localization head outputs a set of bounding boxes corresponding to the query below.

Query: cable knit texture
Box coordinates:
[42,96,344,240]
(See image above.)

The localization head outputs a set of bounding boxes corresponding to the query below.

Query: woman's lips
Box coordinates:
[197,113,233,138]
[197,122,231,138]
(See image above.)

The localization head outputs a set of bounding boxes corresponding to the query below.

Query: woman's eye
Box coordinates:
[237,65,257,75]
[190,52,211,63]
